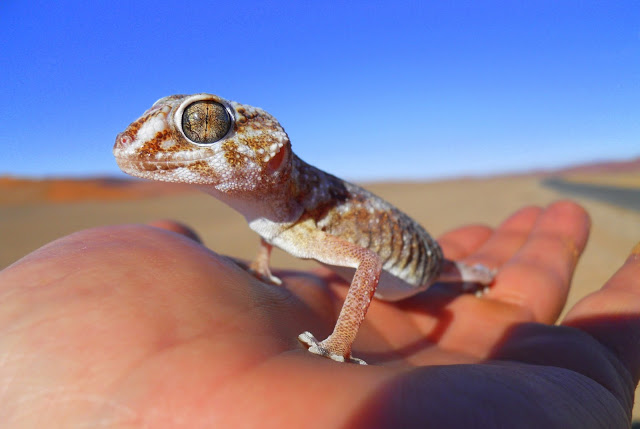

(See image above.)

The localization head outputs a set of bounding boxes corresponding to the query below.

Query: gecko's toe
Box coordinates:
[247,268,283,286]
[298,331,367,365]
[463,283,492,297]
[263,273,283,286]
[465,263,497,284]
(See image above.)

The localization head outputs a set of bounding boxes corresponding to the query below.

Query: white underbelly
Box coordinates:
[323,264,430,302]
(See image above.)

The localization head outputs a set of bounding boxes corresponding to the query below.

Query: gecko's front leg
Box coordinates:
[249,238,282,285]
[297,235,382,365]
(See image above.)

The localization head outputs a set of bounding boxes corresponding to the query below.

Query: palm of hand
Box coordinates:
[1,201,637,428]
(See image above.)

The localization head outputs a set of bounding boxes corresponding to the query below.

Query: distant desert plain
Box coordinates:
[1,157,640,419]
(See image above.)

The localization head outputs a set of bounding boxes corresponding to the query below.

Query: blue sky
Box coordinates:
[1,1,638,181]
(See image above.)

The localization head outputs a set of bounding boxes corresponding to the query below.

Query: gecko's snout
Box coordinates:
[113,131,133,152]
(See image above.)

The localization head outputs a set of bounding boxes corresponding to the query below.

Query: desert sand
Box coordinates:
[1,171,639,419]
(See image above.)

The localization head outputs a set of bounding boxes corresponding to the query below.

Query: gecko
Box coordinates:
[113,93,495,365]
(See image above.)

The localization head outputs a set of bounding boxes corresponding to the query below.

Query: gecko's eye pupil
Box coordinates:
[182,101,231,144]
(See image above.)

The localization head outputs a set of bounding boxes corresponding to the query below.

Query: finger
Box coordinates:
[147,219,202,243]
[460,205,543,268]
[489,200,590,323]
[438,225,493,260]
[563,244,640,383]
[395,203,587,359]
[392,207,542,358]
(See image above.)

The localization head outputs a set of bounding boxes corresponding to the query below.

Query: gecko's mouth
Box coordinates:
[116,156,178,174]
[113,130,218,175]
[114,155,192,174]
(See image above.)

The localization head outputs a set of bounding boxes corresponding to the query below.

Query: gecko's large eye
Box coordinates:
[181,100,231,144]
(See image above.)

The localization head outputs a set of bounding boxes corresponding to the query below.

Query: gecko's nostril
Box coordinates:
[114,132,133,150]
[120,133,132,145]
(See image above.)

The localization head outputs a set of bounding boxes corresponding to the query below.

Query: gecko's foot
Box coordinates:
[460,264,495,297]
[298,331,367,365]
[463,283,492,297]
[459,263,497,284]
[248,269,283,286]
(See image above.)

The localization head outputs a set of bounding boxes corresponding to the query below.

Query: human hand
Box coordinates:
[1,201,637,428]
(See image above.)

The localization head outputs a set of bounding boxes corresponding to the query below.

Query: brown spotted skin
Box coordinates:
[292,159,443,288]
[114,93,491,364]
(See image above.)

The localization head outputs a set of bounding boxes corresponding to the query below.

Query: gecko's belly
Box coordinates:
[324,265,431,302]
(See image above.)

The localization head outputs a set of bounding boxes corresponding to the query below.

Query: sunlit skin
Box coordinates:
[0,201,638,427]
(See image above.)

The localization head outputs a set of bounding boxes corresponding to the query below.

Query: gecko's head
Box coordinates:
[113,93,292,192]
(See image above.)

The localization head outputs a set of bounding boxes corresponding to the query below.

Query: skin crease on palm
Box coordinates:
[0,200,639,428]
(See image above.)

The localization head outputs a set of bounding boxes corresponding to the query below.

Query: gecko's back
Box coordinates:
[291,158,443,299]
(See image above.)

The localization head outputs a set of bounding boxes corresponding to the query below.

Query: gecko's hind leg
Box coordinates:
[248,238,282,285]
[437,260,496,296]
